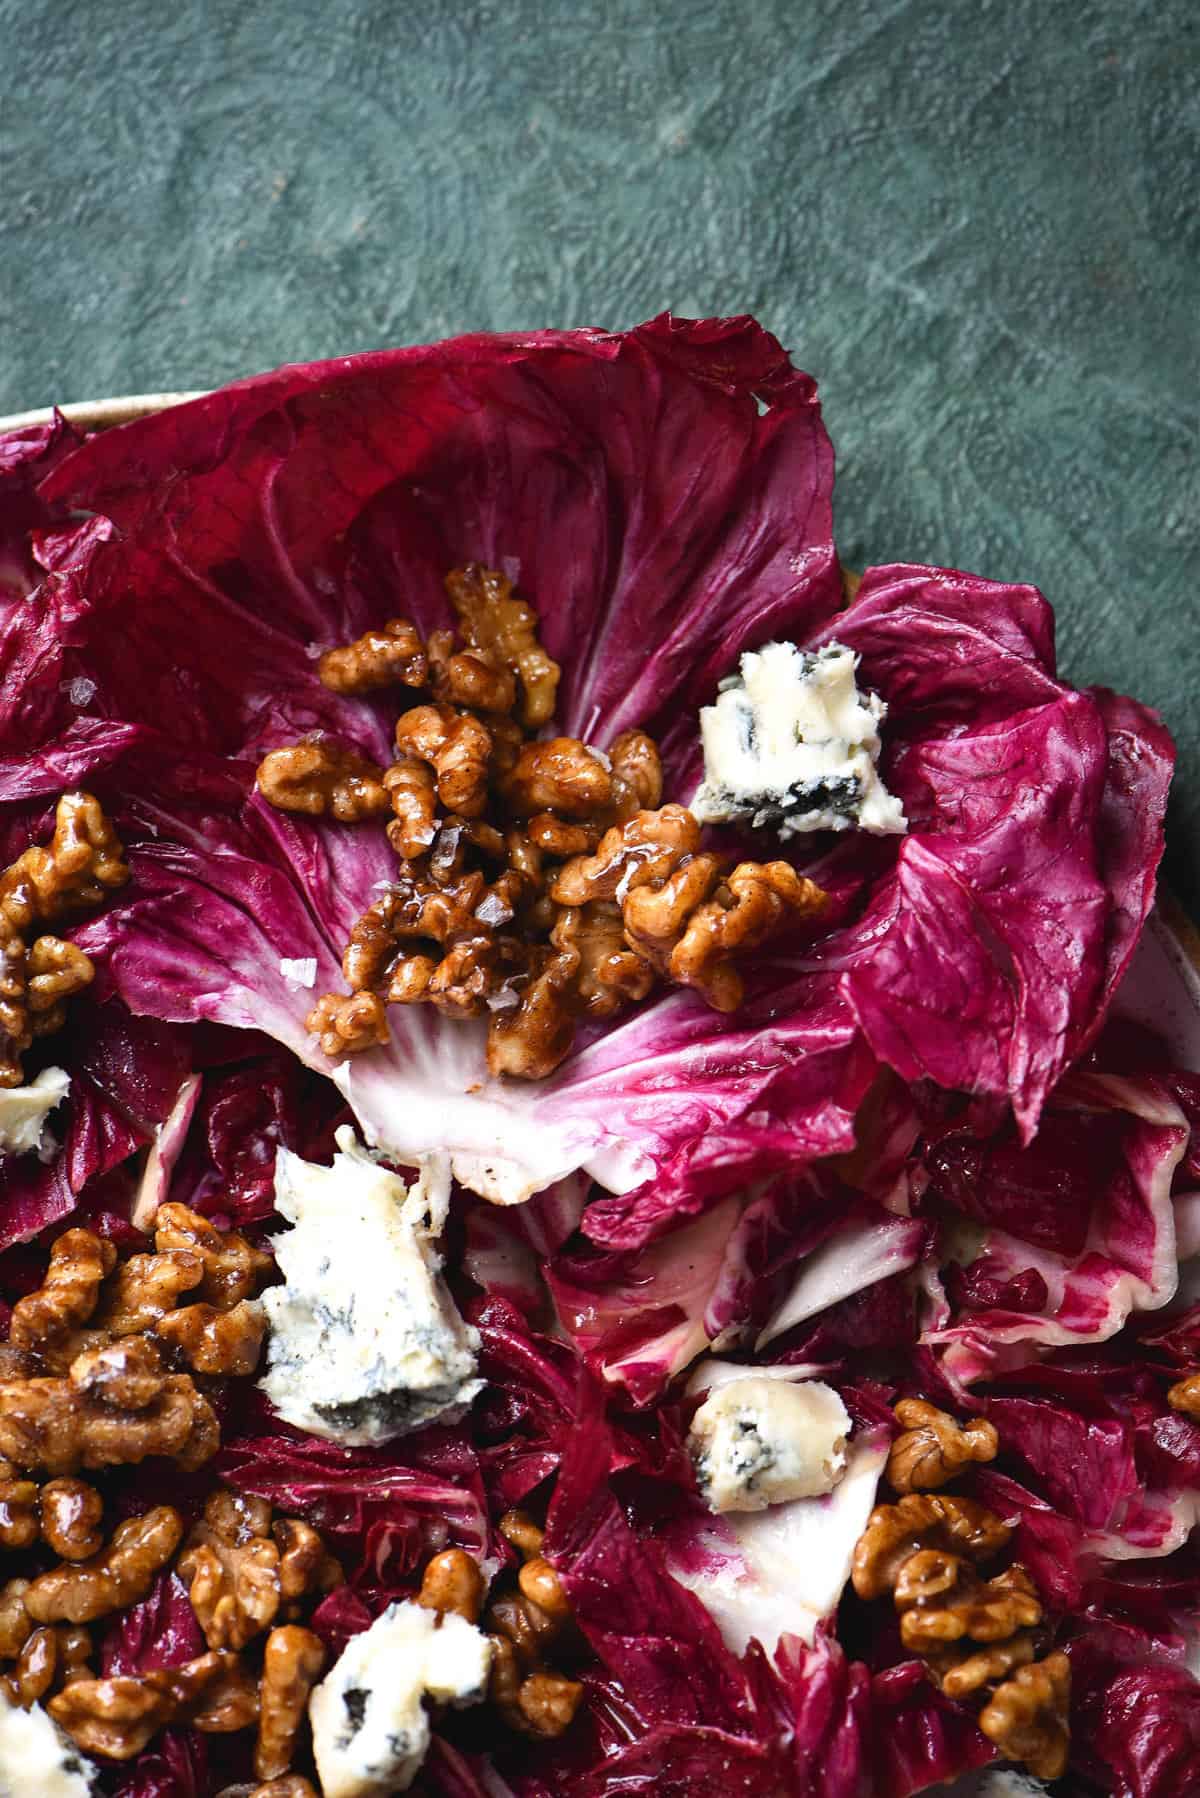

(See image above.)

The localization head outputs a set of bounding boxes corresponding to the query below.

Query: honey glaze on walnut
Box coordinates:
[256,565,829,1081]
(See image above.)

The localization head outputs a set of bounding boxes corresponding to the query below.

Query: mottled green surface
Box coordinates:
[2,0,1197,901]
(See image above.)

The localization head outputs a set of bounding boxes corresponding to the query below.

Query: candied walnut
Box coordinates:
[896,1559,1041,1653]
[608,730,663,815]
[93,1252,204,1337]
[55,1625,93,1687]
[979,1650,1071,1782]
[0,1457,38,1549]
[343,873,484,987]
[39,1477,104,1561]
[525,813,600,857]
[69,1335,168,1407]
[426,815,508,886]
[0,1580,33,1658]
[254,1625,324,1780]
[487,1592,551,1665]
[499,1509,546,1560]
[417,1548,486,1623]
[0,929,29,1086]
[514,1669,584,1740]
[154,1204,273,1310]
[394,702,493,817]
[9,1229,117,1350]
[851,1493,1012,1602]
[626,857,828,1012]
[25,1506,183,1625]
[155,1300,266,1376]
[180,1500,281,1652]
[0,793,129,935]
[887,1398,999,1492]
[0,1371,216,1474]
[927,1629,1038,1698]
[25,936,94,1035]
[518,1557,572,1625]
[3,1623,59,1706]
[503,738,612,820]
[49,1673,172,1758]
[305,989,388,1057]
[249,1779,318,1798]
[551,805,700,906]
[149,1649,260,1732]
[255,741,389,823]
[272,1517,342,1609]
[383,755,438,860]
[1167,1372,1200,1418]
[486,946,579,1080]
[488,1631,524,1711]
[444,563,560,729]
[430,642,517,714]
[317,618,427,694]
[551,902,654,1018]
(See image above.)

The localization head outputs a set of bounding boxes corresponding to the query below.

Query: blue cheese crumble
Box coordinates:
[0,1066,70,1161]
[687,1373,851,1513]
[692,641,907,838]
[260,1128,483,1446]
[0,1696,98,1797]
[309,1598,492,1796]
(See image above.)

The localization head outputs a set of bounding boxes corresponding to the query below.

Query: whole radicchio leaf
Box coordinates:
[0,324,1164,1230]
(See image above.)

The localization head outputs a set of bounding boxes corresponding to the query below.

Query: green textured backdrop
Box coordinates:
[2,0,1197,905]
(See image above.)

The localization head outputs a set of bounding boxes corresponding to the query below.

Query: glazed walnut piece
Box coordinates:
[154,1203,274,1310]
[550,805,701,905]
[254,1626,324,1780]
[887,1399,1000,1493]
[394,702,494,817]
[39,1478,105,1562]
[851,1493,1012,1602]
[383,755,439,859]
[551,902,654,1018]
[9,1229,117,1353]
[927,1630,1038,1699]
[179,1490,282,1651]
[317,618,427,695]
[0,1457,38,1549]
[0,1346,218,1476]
[256,741,390,823]
[503,738,614,820]
[24,937,95,1036]
[484,1509,583,1741]
[49,1674,173,1758]
[305,989,389,1057]
[180,1491,340,1655]
[417,1548,486,1624]
[25,1506,183,1625]
[895,1558,1042,1654]
[155,1300,266,1377]
[444,562,561,729]
[1168,1372,1200,1418]
[486,946,579,1080]
[0,792,130,934]
[979,1650,1072,1781]
[625,856,828,1012]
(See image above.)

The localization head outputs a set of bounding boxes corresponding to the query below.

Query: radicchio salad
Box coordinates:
[0,314,1196,1798]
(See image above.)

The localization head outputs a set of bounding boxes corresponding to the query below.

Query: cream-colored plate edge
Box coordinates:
[0,392,205,433]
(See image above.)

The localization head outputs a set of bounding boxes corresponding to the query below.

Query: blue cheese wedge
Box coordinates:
[260,1128,482,1445]
[0,1696,98,1797]
[0,1066,70,1160]
[309,1599,492,1797]
[692,641,907,838]
[687,1371,850,1512]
